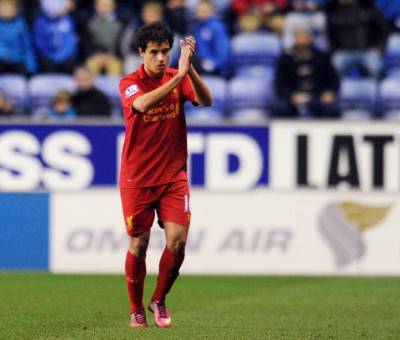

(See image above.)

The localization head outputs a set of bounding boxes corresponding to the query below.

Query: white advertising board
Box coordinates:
[270,121,400,191]
[51,189,400,275]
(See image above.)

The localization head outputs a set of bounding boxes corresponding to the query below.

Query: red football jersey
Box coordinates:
[119,64,196,188]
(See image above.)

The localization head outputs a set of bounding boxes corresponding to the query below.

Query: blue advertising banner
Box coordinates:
[0,124,269,191]
[0,193,49,270]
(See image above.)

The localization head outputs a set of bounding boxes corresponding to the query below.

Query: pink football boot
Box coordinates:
[130,310,148,329]
[149,301,172,328]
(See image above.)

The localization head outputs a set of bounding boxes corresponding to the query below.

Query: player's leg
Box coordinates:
[152,222,188,302]
[126,232,150,328]
[120,187,156,328]
[149,222,188,328]
[149,179,191,328]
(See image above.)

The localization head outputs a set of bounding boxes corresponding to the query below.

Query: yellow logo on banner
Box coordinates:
[338,201,391,232]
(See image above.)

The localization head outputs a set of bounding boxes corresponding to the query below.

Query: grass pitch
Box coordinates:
[0,274,399,339]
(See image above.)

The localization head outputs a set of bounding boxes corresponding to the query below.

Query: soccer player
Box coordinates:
[118,22,212,329]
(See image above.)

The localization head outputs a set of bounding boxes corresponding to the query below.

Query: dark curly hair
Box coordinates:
[134,22,174,52]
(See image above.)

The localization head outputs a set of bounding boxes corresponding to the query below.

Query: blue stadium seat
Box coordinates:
[339,78,377,115]
[200,75,227,112]
[231,32,281,67]
[235,65,275,82]
[228,76,274,112]
[94,76,121,117]
[230,108,269,123]
[0,74,28,114]
[29,74,76,111]
[186,107,224,123]
[379,77,400,118]
[385,33,400,71]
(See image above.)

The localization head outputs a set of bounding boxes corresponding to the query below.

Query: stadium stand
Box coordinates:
[339,78,377,119]
[228,76,274,112]
[0,74,28,115]
[384,33,400,71]
[230,32,281,67]
[93,75,122,117]
[29,74,76,112]
[379,77,400,119]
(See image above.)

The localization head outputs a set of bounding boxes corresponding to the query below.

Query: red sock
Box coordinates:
[151,247,185,303]
[125,251,146,313]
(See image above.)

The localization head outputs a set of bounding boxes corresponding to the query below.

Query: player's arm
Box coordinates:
[184,36,212,107]
[132,45,192,113]
[188,65,212,107]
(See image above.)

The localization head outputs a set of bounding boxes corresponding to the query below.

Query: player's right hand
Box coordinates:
[178,39,192,78]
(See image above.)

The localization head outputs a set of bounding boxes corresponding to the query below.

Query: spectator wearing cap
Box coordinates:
[326,0,388,78]
[0,0,37,75]
[82,0,124,76]
[191,0,230,76]
[33,0,78,74]
[283,0,328,51]
[274,28,339,118]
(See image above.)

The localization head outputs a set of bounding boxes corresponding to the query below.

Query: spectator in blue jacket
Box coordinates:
[33,0,78,74]
[191,0,230,77]
[0,0,37,75]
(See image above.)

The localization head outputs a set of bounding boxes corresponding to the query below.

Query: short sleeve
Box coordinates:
[119,77,143,118]
[180,74,196,104]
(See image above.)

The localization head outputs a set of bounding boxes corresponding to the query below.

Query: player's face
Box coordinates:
[140,41,171,78]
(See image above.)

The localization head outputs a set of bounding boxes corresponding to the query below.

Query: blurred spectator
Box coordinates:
[274,28,340,118]
[33,0,78,74]
[0,89,14,116]
[72,66,111,117]
[33,89,77,120]
[49,90,76,120]
[326,0,388,78]
[83,0,124,76]
[120,1,165,74]
[0,0,37,75]
[191,0,230,76]
[231,0,287,34]
[283,0,328,51]
[166,0,187,35]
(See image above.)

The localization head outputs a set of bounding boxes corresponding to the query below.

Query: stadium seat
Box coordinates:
[0,74,28,115]
[339,78,377,114]
[235,65,275,82]
[379,77,400,118]
[385,66,400,78]
[384,33,400,70]
[185,107,224,123]
[227,76,274,112]
[231,32,281,67]
[29,74,76,111]
[200,75,227,112]
[230,108,269,123]
[94,76,122,117]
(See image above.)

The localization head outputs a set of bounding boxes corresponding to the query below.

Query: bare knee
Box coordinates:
[166,239,186,253]
[129,234,149,257]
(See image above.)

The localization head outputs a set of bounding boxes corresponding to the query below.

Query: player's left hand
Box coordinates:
[184,35,196,59]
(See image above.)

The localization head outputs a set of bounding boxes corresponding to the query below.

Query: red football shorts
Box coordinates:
[120,179,191,235]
